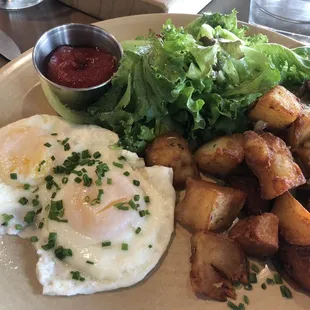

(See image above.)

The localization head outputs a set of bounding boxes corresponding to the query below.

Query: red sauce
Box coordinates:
[46,45,116,88]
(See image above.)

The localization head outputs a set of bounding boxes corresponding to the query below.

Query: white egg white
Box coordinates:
[0,115,175,296]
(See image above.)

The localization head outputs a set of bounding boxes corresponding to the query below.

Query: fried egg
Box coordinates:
[0,115,175,296]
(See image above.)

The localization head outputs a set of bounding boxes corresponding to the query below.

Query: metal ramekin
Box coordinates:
[33,23,122,112]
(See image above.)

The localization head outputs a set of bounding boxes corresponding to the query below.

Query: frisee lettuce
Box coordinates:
[88,10,310,152]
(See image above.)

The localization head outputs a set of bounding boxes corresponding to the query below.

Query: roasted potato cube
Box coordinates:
[190,231,248,301]
[272,192,310,246]
[145,132,200,189]
[228,176,270,215]
[194,134,244,177]
[248,85,301,129]
[175,179,246,232]
[287,108,310,147]
[244,131,306,200]
[294,147,310,177]
[228,213,279,259]
[278,241,310,292]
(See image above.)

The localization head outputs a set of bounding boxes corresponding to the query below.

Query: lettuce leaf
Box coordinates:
[87,11,310,152]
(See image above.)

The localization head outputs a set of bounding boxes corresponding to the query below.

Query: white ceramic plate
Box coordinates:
[0,13,308,310]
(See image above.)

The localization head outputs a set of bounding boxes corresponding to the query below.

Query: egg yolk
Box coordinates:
[64,172,145,240]
[0,126,53,185]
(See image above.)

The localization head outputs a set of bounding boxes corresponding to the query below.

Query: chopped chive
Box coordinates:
[135,227,141,234]
[118,156,126,161]
[238,303,245,310]
[251,264,260,273]
[123,171,130,176]
[18,197,28,205]
[144,196,150,203]
[261,283,267,290]
[266,278,275,285]
[274,273,283,284]
[148,244,153,248]
[134,195,140,201]
[1,213,14,226]
[243,295,249,305]
[70,271,85,281]
[87,159,95,166]
[102,241,111,247]
[74,177,82,183]
[79,159,88,166]
[227,301,238,310]
[82,174,92,187]
[32,199,40,207]
[115,204,129,211]
[113,161,124,169]
[15,224,23,230]
[32,186,39,193]
[128,199,136,210]
[139,210,150,217]
[61,137,69,145]
[95,178,102,186]
[62,177,68,184]
[30,236,38,242]
[81,168,87,173]
[24,211,36,224]
[280,285,292,299]
[51,156,56,161]
[38,160,46,172]
[54,246,73,260]
[51,133,58,136]
[93,151,101,159]
[10,173,17,180]
[45,175,53,182]
[51,192,57,199]
[249,273,257,283]
[42,232,57,250]
[243,283,253,291]
[97,189,104,201]
[23,183,31,190]
[86,260,94,265]
[64,143,70,151]
[81,149,91,159]
[107,178,112,185]
[121,243,128,251]
[233,282,242,290]
[44,142,52,148]
[38,222,44,229]
[84,196,90,203]
[133,180,140,186]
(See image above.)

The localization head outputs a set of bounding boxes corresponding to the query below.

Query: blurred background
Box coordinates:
[0,0,251,68]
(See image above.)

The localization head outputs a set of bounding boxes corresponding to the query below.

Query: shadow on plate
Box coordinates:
[22,83,57,118]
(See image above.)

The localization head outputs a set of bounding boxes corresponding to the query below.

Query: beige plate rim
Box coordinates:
[0,13,308,310]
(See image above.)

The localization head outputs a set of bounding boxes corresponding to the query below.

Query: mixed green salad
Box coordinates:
[87,10,310,152]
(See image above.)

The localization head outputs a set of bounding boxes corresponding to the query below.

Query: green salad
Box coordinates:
[86,10,310,152]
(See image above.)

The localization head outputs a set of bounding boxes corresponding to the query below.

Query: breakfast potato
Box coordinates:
[145,132,200,189]
[294,147,310,177]
[272,192,310,246]
[190,231,248,301]
[278,241,310,292]
[228,176,270,215]
[228,213,279,259]
[194,134,244,177]
[287,108,310,148]
[244,131,306,200]
[175,179,246,232]
[248,85,301,129]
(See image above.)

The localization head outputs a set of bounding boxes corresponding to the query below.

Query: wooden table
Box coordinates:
[0,0,250,68]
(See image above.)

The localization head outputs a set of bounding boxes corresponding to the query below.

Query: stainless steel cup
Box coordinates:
[33,23,122,112]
